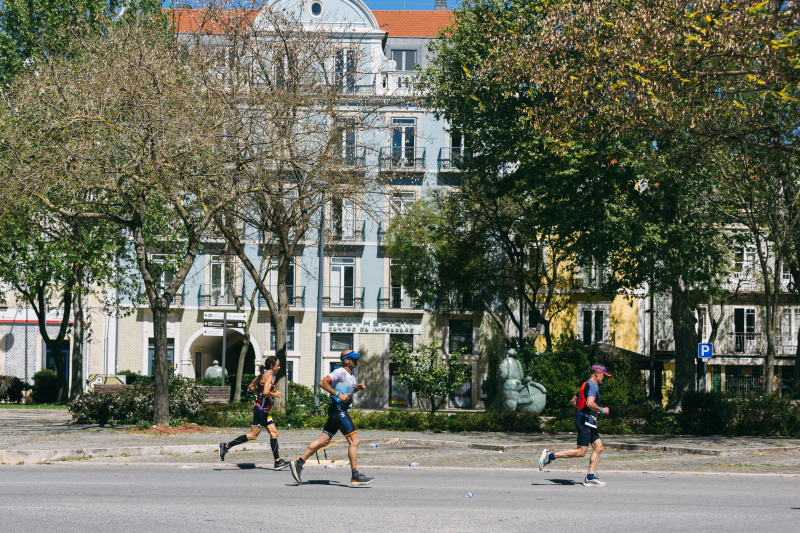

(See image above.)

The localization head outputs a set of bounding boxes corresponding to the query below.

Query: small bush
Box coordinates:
[117,370,153,386]
[69,377,205,425]
[677,391,732,435]
[0,375,29,403]
[676,392,800,437]
[31,369,59,404]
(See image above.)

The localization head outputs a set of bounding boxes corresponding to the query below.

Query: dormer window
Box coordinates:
[310,2,323,17]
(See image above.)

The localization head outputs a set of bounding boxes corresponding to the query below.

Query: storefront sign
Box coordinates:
[322,317,422,335]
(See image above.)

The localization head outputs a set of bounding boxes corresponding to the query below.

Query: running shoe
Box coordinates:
[538,449,550,471]
[290,459,303,483]
[274,459,290,471]
[583,477,606,486]
[350,472,374,485]
[219,443,227,461]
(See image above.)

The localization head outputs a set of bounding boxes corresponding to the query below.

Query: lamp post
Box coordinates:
[314,192,325,400]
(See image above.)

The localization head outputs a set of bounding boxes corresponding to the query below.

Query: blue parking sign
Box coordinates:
[698,343,713,359]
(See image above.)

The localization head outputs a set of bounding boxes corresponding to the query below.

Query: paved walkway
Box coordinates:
[2,409,799,474]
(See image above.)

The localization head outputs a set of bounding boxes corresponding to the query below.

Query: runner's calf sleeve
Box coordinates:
[270,438,280,460]
[227,435,248,449]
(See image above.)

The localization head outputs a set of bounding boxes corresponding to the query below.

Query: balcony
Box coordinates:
[199,284,237,307]
[332,146,367,168]
[324,285,365,309]
[137,287,184,307]
[378,147,426,171]
[257,286,305,308]
[437,147,471,172]
[378,287,421,311]
[329,219,366,241]
[436,292,475,311]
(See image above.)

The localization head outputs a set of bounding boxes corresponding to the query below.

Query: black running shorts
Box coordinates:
[252,407,275,428]
[322,402,356,437]
[575,412,600,447]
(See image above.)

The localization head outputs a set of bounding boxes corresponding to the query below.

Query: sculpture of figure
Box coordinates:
[204,360,228,380]
[498,349,546,414]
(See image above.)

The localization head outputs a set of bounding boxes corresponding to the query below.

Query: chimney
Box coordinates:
[435,0,447,10]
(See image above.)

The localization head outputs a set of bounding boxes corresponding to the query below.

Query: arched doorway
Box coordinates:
[183,328,262,380]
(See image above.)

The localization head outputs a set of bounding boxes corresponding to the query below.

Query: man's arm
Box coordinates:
[585,396,608,415]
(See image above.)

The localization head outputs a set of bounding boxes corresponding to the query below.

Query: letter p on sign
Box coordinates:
[698,343,713,359]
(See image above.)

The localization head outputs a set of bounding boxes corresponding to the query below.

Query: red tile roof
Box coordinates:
[372,11,453,38]
[167,8,259,35]
[166,8,452,38]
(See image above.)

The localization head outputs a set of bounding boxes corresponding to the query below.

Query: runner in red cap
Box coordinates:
[538,364,611,486]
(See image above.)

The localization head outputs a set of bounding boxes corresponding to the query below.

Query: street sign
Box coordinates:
[204,320,246,329]
[203,312,246,321]
[203,328,224,337]
[698,343,713,358]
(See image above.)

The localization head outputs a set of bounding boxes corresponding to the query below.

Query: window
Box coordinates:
[335,118,358,165]
[783,263,795,292]
[575,258,608,289]
[578,304,609,345]
[209,254,235,305]
[331,199,357,240]
[392,50,417,71]
[150,254,174,291]
[270,316,295,351]
[44,340,69,379]
[389,362,411,407]
[388,260,413,309]
[330,332,354,351]
[285,360,294,382]
[449,364,472,409]
[781,308,800,350]
[330,257,355,307]
[733,307,756,353]
[390,191,416,218]
[310,1,322,17]
[269,260,296,303]
[335,49,356,92]
[389,333,413,353]
[447,130,470,168]
[329,361,344,373]
[391,118,417,167]
[449,319,473,354]
[147,338,174,376]
[734,245,757,274]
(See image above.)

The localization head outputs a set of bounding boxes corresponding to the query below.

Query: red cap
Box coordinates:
[591,365,611,376]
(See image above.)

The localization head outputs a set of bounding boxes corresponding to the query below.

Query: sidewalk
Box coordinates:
[2,409,799,474]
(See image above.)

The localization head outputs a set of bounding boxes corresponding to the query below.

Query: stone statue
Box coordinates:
[499,349,546,414]
[204,360,228,380]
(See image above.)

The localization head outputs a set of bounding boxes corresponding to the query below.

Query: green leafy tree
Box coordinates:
[0,14,236,424]
[0,0,160,85]
[390,341,471,414]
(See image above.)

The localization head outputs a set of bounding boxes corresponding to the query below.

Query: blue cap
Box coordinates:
[341,350,361,361]
[591,365,610,376]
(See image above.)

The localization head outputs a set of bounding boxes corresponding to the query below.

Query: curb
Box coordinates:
[3,438,798,464]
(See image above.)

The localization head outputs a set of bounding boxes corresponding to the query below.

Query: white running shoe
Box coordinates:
[538,449,550,471]
[583,476,606,486]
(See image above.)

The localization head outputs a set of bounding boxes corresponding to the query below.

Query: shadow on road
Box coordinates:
[529,478,579,486]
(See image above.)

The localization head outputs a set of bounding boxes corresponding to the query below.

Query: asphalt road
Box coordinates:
[1,464,797,532]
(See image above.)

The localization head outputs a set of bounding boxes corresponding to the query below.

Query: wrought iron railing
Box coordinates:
[378,146,426,171]
[257,286,305,308]
[324,286,365,309]
[378,287,420,310]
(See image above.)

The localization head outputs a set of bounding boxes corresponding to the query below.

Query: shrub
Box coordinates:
[31,369,59,404]
[286,381,329,427]
[676,392,800,437]
[69,377,206,425]
[520,335,647,416]
[117,370,153,386]
[0,375,29,403]
[520,336,591,416]
[677,391,732,435]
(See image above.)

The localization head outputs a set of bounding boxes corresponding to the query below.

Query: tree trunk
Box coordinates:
[152,301,170,426]
[233,330,250,404]
[793,326,800,399]
[669,275,697,409]
[69,278,85,401]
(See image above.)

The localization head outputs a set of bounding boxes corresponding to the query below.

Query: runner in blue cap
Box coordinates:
[538,364,611,486]
[290,349,374,485]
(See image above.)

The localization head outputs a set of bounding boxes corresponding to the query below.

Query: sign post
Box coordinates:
[697,343,713,392]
